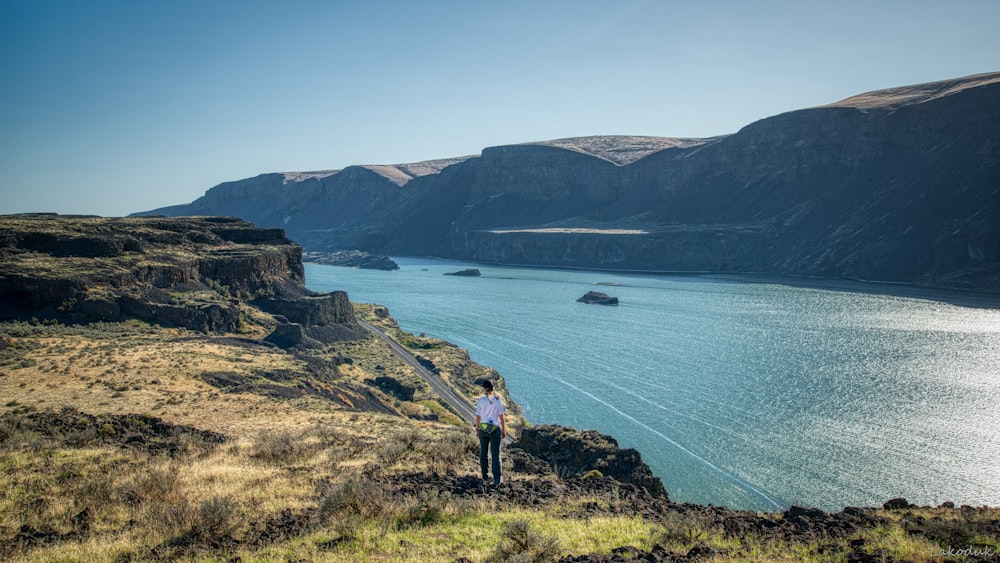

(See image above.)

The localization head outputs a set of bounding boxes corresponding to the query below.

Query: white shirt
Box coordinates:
[476,394,505,426]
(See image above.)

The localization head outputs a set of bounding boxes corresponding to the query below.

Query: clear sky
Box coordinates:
[2,0,998,217]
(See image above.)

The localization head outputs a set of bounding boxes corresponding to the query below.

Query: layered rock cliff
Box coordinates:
[0,214,360,335]
[140,72,1000,292]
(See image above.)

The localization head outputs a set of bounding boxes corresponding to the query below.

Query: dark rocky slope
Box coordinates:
[515,425,665,497]
[141,72,1000,292]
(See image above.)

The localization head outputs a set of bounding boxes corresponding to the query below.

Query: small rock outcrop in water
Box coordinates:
[444,268,481,277]
[302,250,399,270]
[576,291,619,305]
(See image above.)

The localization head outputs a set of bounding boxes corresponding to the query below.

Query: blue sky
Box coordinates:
[2,0,998,217]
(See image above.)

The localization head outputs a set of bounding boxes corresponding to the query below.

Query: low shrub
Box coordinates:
[121,462,182,505]
[654,510,714,550]
[316,473,392,523]
[378,431,417,466]
[417,429,479,473]
[194,495,244,540]
[143,497,198,539]
[397,489,451,528]
[250,429,313,463]
[488,519,561,563]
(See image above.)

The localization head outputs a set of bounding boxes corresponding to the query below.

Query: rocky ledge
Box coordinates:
[0,214,361,338]
[513,424,666,498]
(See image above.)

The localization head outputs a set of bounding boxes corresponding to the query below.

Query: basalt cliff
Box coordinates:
[0,214,358,337]
[142,73,1000,292]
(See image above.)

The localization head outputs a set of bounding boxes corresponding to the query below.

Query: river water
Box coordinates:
[305,258,1000,512]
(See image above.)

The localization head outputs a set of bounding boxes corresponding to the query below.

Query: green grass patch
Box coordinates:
[392,331,443,350]
[285,509,655,562]
[418,400,464,426]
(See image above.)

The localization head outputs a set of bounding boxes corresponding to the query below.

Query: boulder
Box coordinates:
[365,375,416,401]
[576,291,619,305]
[444,268,481,277]
[883,497,911,510]
[264,323,322,350]
[256,291,356,327]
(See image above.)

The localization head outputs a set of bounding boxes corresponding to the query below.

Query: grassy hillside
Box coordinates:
[3,314,998,562]
[0,311,636,562]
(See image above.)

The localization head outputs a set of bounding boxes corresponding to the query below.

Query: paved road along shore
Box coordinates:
[358,320,476,423]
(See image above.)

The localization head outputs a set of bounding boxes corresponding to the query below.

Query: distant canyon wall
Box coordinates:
[140,72,1000,292]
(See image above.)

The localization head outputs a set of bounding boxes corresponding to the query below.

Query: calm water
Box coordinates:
[305,258,1000,512]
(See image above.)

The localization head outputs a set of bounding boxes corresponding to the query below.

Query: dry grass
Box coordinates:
[1,317,497,560]
[0,320,408,436]
[1,404,532,562]
[2,319,997,562]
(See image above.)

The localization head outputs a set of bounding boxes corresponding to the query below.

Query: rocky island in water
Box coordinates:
[577,290,619,305]
[444,268,482,277]
[302,249,399,270]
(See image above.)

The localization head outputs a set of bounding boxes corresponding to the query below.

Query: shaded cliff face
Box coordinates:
[140,72,1000,291]
[0,214,359,334]
[146,158,472,253]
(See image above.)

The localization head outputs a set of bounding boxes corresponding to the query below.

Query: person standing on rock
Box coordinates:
[475,379,506,487]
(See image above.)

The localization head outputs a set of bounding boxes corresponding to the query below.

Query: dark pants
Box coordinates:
[478,428,502,485]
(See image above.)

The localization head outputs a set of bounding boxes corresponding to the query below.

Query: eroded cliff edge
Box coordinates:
[0,214,357,336]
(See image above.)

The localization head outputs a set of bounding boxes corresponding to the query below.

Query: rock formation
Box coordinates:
[514,424,667,498]
[302,250,399,270]
[139,72,1000,292]
[444,268,481,277]
[576,291,619,305]
[263,322,323,350]
[0,214,362,338]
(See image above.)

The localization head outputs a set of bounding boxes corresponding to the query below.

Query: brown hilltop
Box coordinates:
[820,71,1000,110]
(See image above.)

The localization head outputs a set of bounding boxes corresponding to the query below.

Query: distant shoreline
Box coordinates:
[699,272,1000,310]
[387,256,1000,310]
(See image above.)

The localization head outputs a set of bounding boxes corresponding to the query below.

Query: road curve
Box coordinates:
[358,320,476,423]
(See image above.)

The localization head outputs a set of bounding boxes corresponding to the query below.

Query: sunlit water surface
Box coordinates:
[305,259,1000,511]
